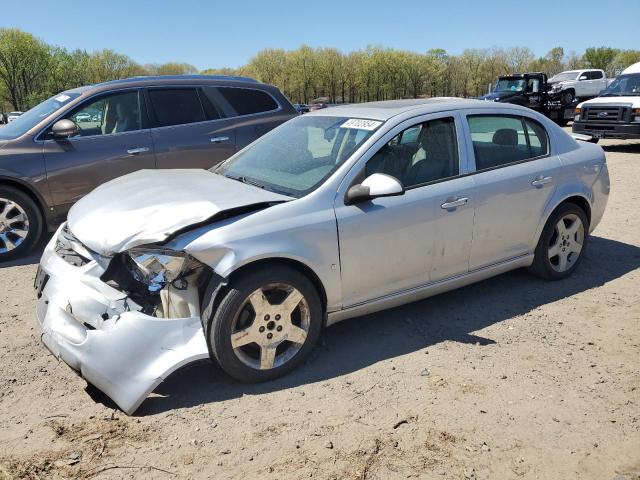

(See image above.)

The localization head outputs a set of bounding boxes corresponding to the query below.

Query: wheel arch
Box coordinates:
[200,255,330,330]
[227,256,328,313]
[533,192,592,250]
[0,175,49,225]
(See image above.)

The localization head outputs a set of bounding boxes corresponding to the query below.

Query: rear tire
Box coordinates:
[206,265,323,383]
[0,186,43,262]
[529,203,589,280]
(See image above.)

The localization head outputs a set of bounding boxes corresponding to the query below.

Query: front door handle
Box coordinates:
[531,175,553,188]
[127,147,150,155]
[441,197,469,210]
[210,136,230,143]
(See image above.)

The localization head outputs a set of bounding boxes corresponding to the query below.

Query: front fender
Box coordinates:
[170,202,343,312]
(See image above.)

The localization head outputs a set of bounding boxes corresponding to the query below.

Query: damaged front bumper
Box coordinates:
[35,226,210,414]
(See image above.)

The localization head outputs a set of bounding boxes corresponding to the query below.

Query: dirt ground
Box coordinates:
[1,134,639,480]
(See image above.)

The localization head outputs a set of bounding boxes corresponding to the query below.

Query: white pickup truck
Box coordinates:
[572,62,640,142]
[548,69,608,104]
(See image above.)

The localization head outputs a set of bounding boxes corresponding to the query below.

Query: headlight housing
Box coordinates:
[126,247,187,292]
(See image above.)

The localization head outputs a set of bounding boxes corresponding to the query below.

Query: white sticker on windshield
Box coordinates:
[340,118,382,130]
[55,94,70,103]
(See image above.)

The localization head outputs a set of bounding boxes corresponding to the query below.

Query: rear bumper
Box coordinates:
[573,122,640,139]
[35,229,209,414]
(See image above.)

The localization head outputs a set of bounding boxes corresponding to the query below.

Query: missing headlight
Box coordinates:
[127,248,187,292]
[101,250,211,318]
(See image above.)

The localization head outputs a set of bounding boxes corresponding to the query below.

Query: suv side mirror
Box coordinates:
[50,119,78,139]
[345,173,404,205]
[579,75,588,81]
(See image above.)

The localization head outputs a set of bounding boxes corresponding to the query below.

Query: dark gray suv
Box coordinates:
[0,75,297,260]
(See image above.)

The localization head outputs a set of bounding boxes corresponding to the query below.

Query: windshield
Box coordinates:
[214,115,381,198]
[549,72,579,82]
[494,78,526,92]
[599,74,640,96]
[0,92,80,140]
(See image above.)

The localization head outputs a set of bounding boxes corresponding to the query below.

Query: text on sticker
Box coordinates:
[340,119,382,130]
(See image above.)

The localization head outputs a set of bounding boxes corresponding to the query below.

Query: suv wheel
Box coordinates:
[206,266,322,383]
[529,203,588,280]
[0,186,43,262]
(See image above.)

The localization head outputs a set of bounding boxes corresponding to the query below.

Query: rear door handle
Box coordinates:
[210,136,230,143]
[441,197,469,210]
[531,175,553,188]
[127,147,150,155]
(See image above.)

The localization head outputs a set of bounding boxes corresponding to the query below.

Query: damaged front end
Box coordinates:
[35,224,216,414]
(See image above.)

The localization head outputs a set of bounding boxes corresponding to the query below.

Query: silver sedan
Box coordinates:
[34,99,610,414]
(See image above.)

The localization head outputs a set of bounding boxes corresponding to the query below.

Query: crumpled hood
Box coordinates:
[67,169,292,256]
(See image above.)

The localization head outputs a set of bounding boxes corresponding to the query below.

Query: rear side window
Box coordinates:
[217,87,278,116]
[467,115,548,171]
[148,88,205,127]
[588,70,604,80]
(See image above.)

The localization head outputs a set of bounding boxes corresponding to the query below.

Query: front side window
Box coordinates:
[67,90,141,137]
[366,117,459,188]
[215,115,379,197]
[468,115,549,171]
[217,87,278,116]
[149,88,206,127]
[0,92,80,140]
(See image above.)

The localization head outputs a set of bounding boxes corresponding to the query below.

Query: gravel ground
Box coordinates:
[0,135,639,480]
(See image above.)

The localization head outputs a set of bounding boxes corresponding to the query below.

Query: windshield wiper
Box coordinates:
[224,173,270,190]
[599,93,621,97]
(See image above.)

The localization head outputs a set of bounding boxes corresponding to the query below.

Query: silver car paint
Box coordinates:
[35,99,609,414]
[67,168,292,256]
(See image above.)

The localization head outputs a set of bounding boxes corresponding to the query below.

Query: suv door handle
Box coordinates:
[441,197,469,210]
[531,175,553,188]
[127,147,150,155]
[210,136,230,143]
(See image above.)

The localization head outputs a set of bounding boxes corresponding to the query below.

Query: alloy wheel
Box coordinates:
[548,213,584,273]
[0,198,30,254]
[230,283,310,370]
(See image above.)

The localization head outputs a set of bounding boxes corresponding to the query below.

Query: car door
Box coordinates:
[588,70,605,96]
[463,112,561,270]
[334,114,475,307]
[147,87,236,170]
[42,89,156,215]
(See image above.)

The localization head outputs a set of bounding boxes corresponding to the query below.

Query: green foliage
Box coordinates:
[1,28,640,111]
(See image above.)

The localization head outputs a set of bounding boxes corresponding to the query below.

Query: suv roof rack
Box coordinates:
[97,74,260,86]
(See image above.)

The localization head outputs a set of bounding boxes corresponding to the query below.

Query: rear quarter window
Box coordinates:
[217,87,279,116]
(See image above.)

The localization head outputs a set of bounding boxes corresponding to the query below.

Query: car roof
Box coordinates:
[305,98,527,121]
[62,74,264,96]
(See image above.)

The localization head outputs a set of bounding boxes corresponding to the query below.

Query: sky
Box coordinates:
[1,0,639,70]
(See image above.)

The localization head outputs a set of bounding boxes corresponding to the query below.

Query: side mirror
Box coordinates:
[345,173,404,205]
[579,75,588,81]
[50,119,78,139]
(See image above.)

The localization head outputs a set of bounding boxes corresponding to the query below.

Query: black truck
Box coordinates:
[479,72,577,126]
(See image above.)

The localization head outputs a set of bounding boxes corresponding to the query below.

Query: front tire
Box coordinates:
[562,90,575,105]
[529,203,589,280]
[207,265,323,383]
[0,186,43,262]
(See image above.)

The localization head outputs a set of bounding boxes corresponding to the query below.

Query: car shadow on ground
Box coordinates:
[0,233,53,268]
[84,235,640,416]
[601,142,640,154]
